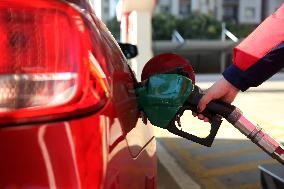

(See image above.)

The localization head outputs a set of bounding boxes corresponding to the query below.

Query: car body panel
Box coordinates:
[89,10,155,158]
[0,0,156,188]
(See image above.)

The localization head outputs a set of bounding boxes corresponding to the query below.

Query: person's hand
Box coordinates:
[193,77,239,122]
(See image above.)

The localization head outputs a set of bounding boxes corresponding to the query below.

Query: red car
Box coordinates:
[0,0,157,188]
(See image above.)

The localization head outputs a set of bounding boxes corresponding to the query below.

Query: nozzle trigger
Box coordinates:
[166,106,223,147]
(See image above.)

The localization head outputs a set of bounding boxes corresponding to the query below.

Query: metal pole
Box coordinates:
[220,51,226,73]
[220,22,226,72]
[221,22,226,41]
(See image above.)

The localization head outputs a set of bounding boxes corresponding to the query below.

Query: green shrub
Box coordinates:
[106,13,257,41]
[152,13,257,40]
[152,13,179,40]
[177,14,222,39]
[226,22,257,38]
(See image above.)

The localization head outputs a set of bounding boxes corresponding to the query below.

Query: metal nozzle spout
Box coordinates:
[274,146,284,165]
[230,113,284,166]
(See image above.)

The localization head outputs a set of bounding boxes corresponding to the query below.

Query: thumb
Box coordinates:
[198,92,213,113]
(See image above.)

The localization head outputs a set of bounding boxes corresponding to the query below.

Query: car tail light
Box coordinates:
[0,0,109,126]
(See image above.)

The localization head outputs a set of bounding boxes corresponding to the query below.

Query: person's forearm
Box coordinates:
[223,44,284,92]
[227,4,284,91]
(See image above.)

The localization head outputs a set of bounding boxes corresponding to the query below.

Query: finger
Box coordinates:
[198,114,205,120]
[198,93,213,113]
[204,117,210,122]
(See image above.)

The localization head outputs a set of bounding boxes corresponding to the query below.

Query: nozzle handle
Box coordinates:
[187,86,239,122]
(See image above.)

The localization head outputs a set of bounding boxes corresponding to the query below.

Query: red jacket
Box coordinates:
[223,3,284,91]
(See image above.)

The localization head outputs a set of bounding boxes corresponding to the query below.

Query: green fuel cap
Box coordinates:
[136,74,194,129]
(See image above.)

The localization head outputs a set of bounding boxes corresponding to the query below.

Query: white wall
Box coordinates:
[239,0,262,24]
[93,0,102,19]
[127,12,153,81]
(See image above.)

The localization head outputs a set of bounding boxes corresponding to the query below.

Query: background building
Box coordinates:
[93,0,284,73]
[155,0,284,24]
[262,0,284,18]
[93,0,284,24]
[155,0,182,16]
[221,0,262,24]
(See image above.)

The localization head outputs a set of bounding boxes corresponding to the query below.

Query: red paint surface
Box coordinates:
[141,53,195,83]
[0,0,157,188]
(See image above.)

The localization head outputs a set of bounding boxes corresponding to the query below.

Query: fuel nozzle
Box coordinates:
[138,53,284,166]
[227,109,284,165]
[185,85,284,165]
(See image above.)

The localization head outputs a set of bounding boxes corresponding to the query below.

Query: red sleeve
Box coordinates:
[223,3,284,91]
[233,3,284,71]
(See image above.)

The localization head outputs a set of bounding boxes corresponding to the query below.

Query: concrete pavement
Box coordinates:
[157,73,284,189]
